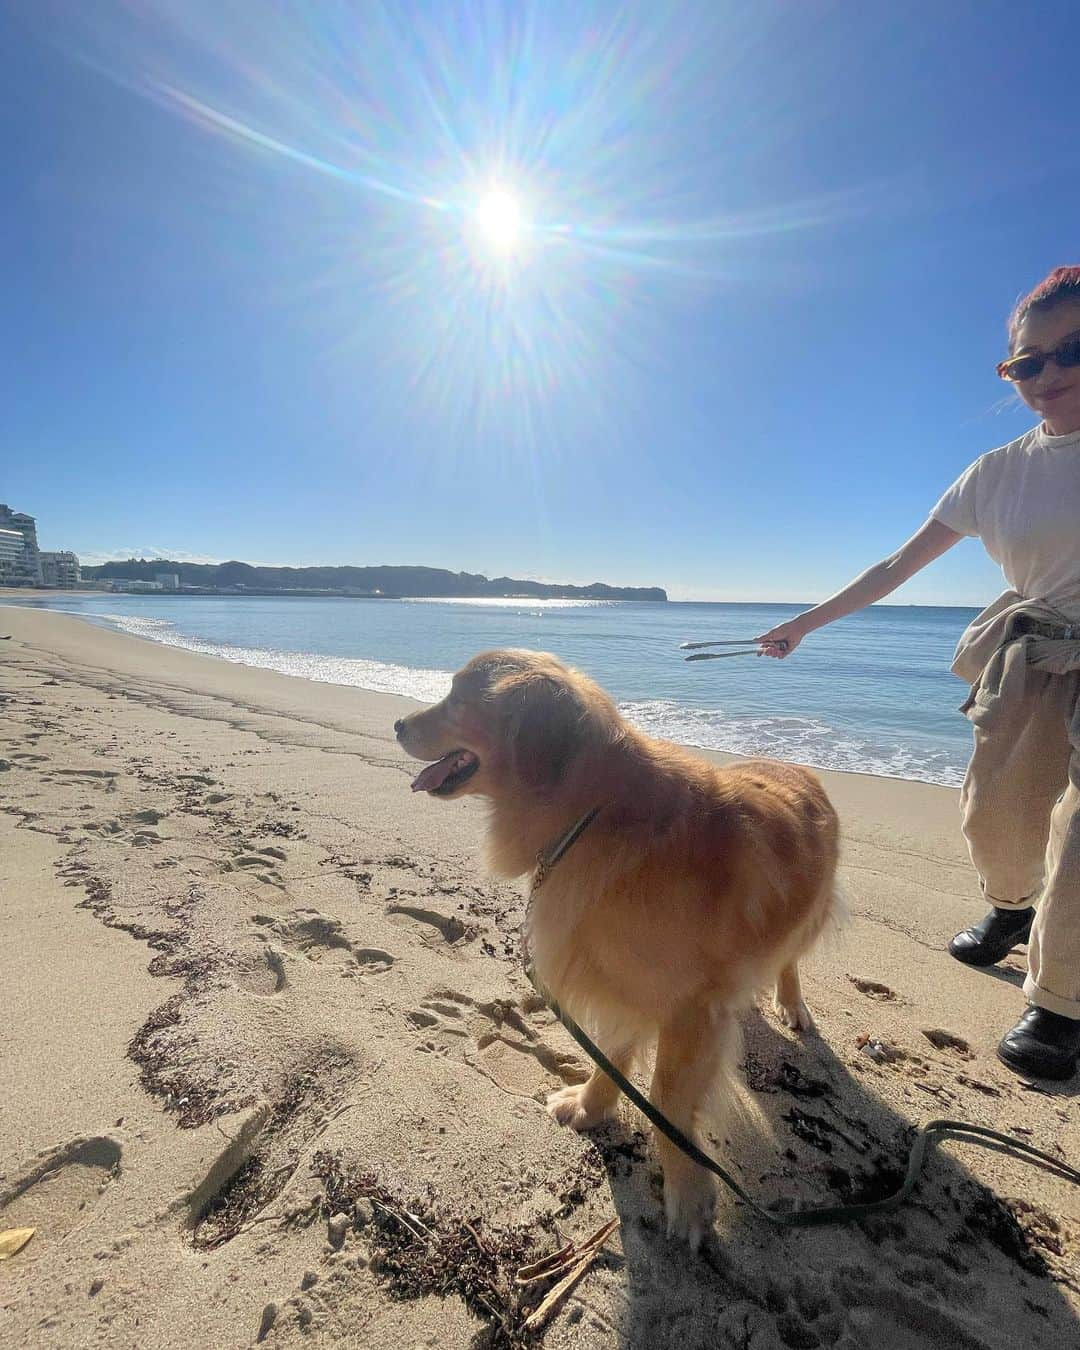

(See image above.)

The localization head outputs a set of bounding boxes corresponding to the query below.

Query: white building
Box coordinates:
[0,505,43,584]
[0,528,30,584]
[108,579,164,593]
[154,572,180,591]
[40,551,82,587]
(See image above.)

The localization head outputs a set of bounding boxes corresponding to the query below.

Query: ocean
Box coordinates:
[2,594,981,788]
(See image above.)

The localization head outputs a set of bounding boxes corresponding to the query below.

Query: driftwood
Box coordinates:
[515,1217,620,1332]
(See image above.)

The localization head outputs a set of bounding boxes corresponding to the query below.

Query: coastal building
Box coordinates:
[0,504,43,584]
[0,528,30,583]
[154,572,180,591]
[108,579,164,593]
[40,551,82,588]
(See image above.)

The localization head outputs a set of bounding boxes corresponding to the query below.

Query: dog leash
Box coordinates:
[680,638,788,662]
[523,813,1080,1228]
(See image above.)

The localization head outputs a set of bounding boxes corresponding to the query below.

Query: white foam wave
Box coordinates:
[618,699,965,788]
[93,612,452,704]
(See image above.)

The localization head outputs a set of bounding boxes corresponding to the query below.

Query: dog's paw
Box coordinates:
[663,1172,717,1251]
[545,1083,612,1132]
[774,995,815,1032]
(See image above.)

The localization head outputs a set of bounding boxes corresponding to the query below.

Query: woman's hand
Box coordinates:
[754,618,810,658]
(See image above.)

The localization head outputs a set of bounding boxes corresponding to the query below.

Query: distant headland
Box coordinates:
[82,559,667,603]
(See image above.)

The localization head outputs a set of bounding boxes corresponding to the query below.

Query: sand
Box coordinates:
[0,604,1076,1349]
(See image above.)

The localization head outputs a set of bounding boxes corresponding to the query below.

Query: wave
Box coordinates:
[618,698,965,788]
[91,612,453,703]
[86,611,964,787]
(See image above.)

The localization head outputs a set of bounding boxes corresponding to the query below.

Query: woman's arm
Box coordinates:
[755,516,964,657]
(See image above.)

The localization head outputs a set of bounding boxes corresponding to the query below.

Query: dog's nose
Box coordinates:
[394,718,404,737]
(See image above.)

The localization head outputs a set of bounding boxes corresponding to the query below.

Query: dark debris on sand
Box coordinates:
[309,1149,582,1348]
[127,990,248,1129]
[192,1055,354,1249]
[104,876,246,1130]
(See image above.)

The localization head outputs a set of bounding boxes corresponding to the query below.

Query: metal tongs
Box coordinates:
[679,638,787,662]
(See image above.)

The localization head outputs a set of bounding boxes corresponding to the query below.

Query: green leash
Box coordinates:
[524,808,1080,1228]
[525,961,1080,1226]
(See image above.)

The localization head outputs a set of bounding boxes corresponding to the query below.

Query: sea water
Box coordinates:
[3,594,980,787]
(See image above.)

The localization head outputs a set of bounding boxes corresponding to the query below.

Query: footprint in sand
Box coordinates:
[82,817,164,849]
[0,1136,123,1262]
[276,910,353,963]
[829,1265,990,1350]
[921,1028,974,1059]
[185,1050,356,1250]
[353,948,395,973]
[385,901,475,946]
[470,1030,587,1095]
[194,848,288,891]
[848,975,900,1001]
[411,990,587,1093]
[225,855,286,887]
[407,993,475,1048]
[51,767,120,783]
[269,910,396,976]
[234,946,288,996]
[128,808,166,826]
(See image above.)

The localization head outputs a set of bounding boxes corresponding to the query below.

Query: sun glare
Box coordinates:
[474,189,524,253]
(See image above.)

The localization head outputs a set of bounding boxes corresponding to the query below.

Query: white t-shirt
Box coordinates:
[931,423,1080,618]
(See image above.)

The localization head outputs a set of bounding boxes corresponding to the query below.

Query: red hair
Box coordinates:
[1008,265,1080,348]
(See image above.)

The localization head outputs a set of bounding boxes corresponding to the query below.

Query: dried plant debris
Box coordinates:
[193,1055,354,1249]
[73,875,205,960]
[515,1218,620,1333]
[744,1054,831,1098]
[821,1155,908,1208]
[309,1151,617,1346]
[126,994,245,1129]
[782,1108,869,1158]
[963,1189,1052,1278]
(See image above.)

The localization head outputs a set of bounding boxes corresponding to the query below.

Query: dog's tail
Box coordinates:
[816,870,851,956]
[826,871,850,934]
[700,1009,767,1152]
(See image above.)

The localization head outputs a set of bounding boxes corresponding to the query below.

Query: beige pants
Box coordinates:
[960,655,1080,1018]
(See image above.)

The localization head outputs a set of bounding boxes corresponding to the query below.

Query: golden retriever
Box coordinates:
[394,649,840,1246]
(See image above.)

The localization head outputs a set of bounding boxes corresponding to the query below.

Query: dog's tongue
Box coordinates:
[410,751,466,794]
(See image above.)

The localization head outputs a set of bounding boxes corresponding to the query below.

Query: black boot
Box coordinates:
[948,906,1034,967]
[997,1006,1080,1080]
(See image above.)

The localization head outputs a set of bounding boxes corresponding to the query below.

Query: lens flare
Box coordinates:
[473,190,524,254]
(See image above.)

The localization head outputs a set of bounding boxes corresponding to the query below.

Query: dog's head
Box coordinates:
[394,649,618,801]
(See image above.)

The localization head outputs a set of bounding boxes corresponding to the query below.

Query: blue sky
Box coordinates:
[4,1,1079,603]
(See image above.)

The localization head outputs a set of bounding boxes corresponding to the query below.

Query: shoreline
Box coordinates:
[0,598,967,791]
[1,605,1076,1348]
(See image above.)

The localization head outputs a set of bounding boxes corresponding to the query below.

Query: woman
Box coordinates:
[756,265,1080,1081]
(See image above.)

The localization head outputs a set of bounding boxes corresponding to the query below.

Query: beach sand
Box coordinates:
[1,605,1077,1349]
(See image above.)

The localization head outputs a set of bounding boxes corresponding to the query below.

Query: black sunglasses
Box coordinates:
[997,330,1080,383]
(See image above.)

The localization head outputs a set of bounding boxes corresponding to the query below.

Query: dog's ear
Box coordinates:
[494,669,583,793]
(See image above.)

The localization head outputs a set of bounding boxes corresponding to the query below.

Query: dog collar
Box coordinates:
[531,806,601,892]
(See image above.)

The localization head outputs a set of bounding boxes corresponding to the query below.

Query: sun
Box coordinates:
[473,189,524,253]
